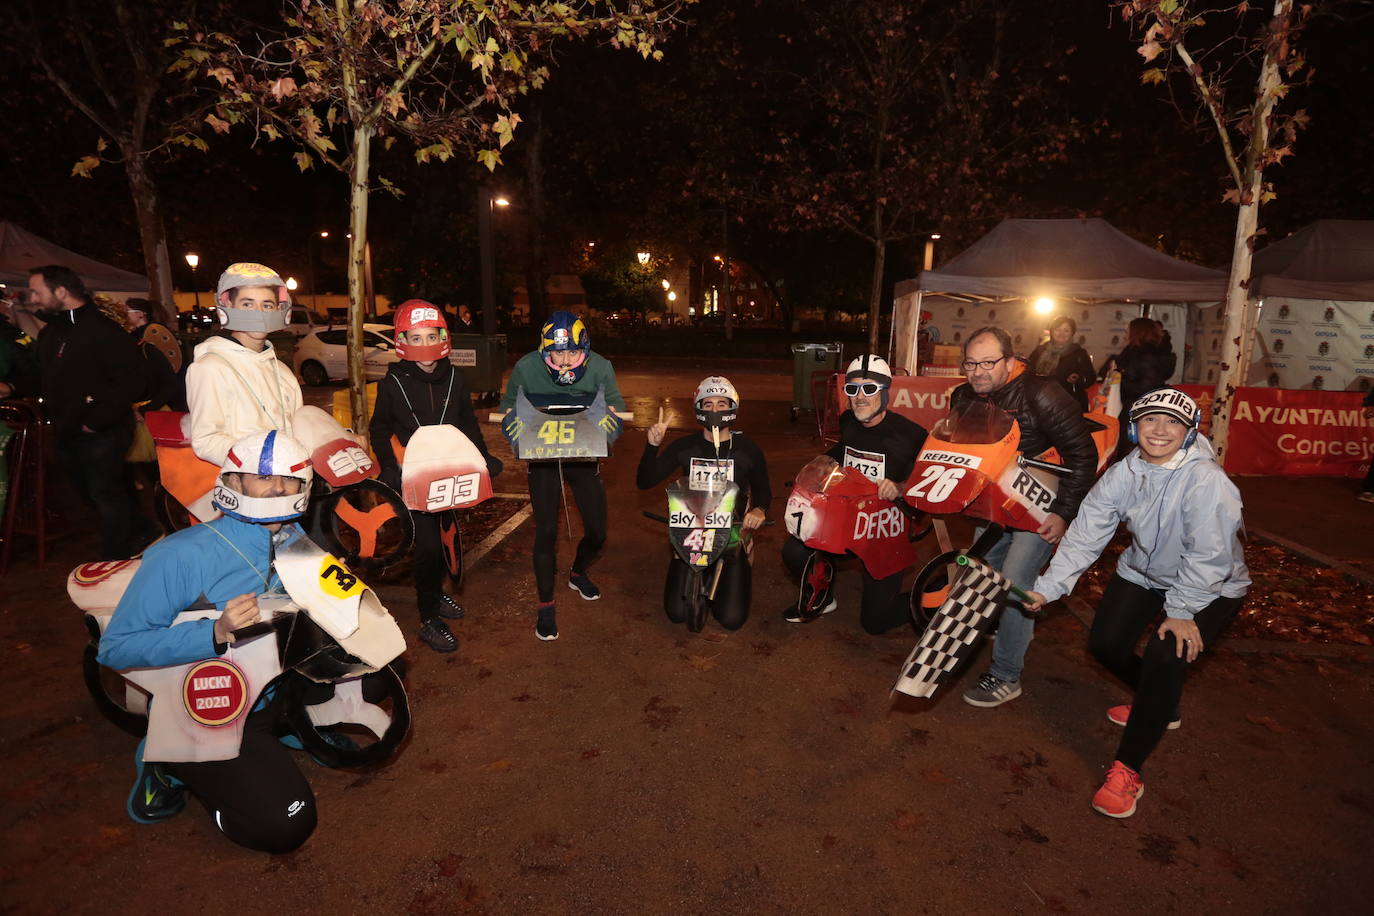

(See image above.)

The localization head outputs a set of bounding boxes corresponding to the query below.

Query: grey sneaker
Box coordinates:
[1359,491,1374,503]
[962,672,1023,708]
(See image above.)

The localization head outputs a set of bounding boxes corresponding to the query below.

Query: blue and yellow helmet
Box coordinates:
[540,311,591,384]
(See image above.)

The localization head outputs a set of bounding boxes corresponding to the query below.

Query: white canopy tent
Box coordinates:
[0,220,149,294]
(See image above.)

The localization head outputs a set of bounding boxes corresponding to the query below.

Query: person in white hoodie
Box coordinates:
[1023,387,1249,820]
[186,264,303,466]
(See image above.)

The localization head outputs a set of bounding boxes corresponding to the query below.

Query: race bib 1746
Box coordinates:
[688,458,735,491]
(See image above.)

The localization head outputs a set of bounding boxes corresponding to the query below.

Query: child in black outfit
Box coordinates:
[368,300,502,652]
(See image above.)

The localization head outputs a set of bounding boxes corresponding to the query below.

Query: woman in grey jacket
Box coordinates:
[1024,387,1249,819]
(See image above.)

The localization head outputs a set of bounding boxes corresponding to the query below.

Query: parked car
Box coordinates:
[284,305,329,338]
[293,324,401,385]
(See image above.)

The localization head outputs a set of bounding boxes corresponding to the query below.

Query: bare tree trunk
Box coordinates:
[523,102,549,328]
[866,232,887,355]
[1209,0,1293,462]
[122,147,174,307]
[347,123,373,435]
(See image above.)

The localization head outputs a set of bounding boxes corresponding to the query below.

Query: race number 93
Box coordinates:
[537,420,576,445]
[907,465,967,504]
[427,472,481,511]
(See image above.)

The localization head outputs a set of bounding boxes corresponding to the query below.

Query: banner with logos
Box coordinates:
[837,377,1372,478]
[1246,299,1374,393]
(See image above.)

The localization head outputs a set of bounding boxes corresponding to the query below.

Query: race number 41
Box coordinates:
[907,465,966,503]
[426,472,482,511]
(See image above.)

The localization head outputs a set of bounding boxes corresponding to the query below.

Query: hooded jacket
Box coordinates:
[499,350,625,411]
[949,360,1098,521]
[1032,434,1250,620]
[368,358,498,487]
[186,334,303,466]
[96,514,293,670]
[35,303,146,432]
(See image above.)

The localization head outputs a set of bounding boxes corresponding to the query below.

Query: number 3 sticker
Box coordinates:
[907,465,966,503]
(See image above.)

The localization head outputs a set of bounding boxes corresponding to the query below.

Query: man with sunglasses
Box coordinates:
[953,327,1098,709]
[781,354,927,634]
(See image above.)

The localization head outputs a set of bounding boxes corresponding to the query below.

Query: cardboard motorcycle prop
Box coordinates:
[783,455,927,620]
[147,407,414,570]
[498,387,626,461]
[891,396,1116,699]
[71,532,410,768]
[391,423,495,585]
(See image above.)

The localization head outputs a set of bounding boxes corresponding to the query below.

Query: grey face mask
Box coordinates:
[216,305,289,333]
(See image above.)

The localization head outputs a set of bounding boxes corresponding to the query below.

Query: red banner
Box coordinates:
[839,377,1374,477]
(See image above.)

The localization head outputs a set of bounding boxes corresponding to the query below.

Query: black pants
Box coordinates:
[58,425,154,559]
[528,460,607,602]
[664,545,751,630]
[781,535,908,635]
[1363,455,1374,493]
[412,510,446,624]
[164,701,316,854]
[1088,574,1242,773]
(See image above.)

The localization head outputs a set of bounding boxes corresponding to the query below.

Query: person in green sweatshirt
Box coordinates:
[499,311,625,641]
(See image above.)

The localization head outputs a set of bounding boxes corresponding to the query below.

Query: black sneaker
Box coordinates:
[436,594,465,620]
[419,619,459,653]
[783,596,837,623]
[536,603,559,641]
[127,739,186,824]
[568,572,601,601]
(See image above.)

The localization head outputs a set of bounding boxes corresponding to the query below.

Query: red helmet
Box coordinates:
[393,299,450,361]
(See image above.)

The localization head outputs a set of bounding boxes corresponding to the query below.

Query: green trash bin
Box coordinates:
[449,333,508,401]
[790,342,844,419]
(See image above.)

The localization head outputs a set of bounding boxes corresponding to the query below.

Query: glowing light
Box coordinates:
[494,196,511,207]
[319,231,329,238]
[1034,296,1055,314]
[184,253,199,269]
[286,277,298,291]
[930,233,942,240]
[667,291,677,302]
[661,279,671,290]
[637,251,651,265]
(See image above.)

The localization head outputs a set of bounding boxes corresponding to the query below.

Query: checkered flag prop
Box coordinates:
[893,556,1015,699]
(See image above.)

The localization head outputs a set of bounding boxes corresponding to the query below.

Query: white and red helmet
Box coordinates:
[392,299,450,361]
[213,430,314,524]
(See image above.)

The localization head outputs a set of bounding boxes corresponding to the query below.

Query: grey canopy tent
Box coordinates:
[1251,219,1374,301]
[891,218,1228,375]
[0,221,149,293]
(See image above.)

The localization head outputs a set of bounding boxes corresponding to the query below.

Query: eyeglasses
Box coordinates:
[843,382,884,397]
[960,356,1007,372]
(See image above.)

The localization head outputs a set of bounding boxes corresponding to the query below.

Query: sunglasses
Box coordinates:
[843,382,884,397]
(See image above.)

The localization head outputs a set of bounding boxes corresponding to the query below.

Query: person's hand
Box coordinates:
[742,507,766,530]
[486,455,504,478]
[877,478,899,501]
[1158,617,1203,662]
[213,593,262,645]
[1037,512,1067,544]
[598,411,624,442]
[647,407,668,447]
[81,425,95,433]
[0,381,11,398]
[1021,589,1047,611]
[347,431,367,449]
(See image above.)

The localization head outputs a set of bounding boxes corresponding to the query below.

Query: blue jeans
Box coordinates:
[979,526,1055,683]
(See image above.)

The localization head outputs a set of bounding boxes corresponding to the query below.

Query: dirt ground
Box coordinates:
[3,360,1373,914]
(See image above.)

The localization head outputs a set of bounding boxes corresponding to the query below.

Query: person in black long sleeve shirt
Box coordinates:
[367,300,502,653]
[637,377,770,630]
[29,265,155,558]
[783,355,928,635]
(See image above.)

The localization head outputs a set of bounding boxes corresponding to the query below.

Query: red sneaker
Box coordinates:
[1106,704,1180,730]
[1092,761,1145,818]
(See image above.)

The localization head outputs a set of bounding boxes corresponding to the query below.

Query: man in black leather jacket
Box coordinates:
[951,327,1098,709]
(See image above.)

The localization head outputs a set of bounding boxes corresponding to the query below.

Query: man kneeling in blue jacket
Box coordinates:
[1023,388,1250,820]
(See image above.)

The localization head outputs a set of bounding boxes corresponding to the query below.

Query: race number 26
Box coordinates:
[907,465,966,503]
[426,472,482,510]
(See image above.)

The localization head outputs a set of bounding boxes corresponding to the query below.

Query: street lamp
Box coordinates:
[923,233,942,272]
[478,187,512,336]
[661,279,671,290]
[637,251,651,265]
[286,277,298,291]
[1034,296,1055,314]
[185,253,201,309]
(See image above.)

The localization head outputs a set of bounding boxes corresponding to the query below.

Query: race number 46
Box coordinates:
[907,465,967,504]
[426,472,482,511]
[537,420,576,445]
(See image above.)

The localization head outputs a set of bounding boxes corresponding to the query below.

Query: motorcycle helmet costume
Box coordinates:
[215,262,292,333]
[540,311,591,385]
[212,430,315,523]
[845,354,893,412]
[694,376,739,429]
[393,299,451,361]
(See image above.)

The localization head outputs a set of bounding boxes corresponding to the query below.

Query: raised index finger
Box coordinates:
[658,406,664,425]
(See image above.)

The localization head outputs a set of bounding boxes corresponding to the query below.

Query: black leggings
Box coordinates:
[1088,574,1242,773]
[412,510,446,623]
[164,699,316,854]
[528,460,607,602]
[781,536,908,635]
[663,546,752,630]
